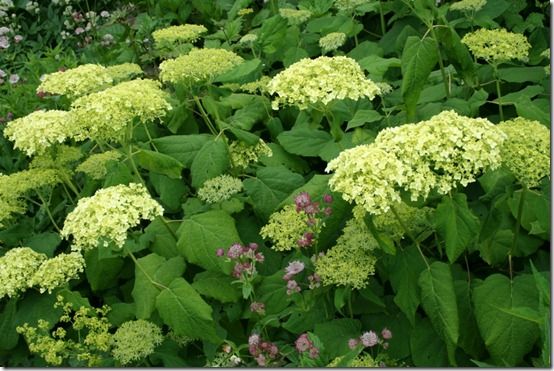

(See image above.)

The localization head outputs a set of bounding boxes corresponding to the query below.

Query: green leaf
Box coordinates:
[494,85,543,105]
[177,210,240,272]
[23,232,61,257]
[410,318,449,366]
[282,47,309,67]
[357,55,401,80]
[156,277,220,343]
[243,166,305,220]
[346,109,382,130]
[191,271,241,303]
[151,134,212,167]
[133,149,184,179]
[508,188,550,240]
[434,194,480,263]
[277,127,333,157]
[257,271,289,315]
[282,305,327,333]
[514,98,550,127]
[15,292,62,330]
[144,218,180,258]
[258,15,288,54]
[260,143,310,173]
[435,25,477,87]
[473,274,540,366]
[314,318,362,359]
[190,137,230,189]
[0,299,18,350]
[401,36,438,121]
[419,262,459,365]
[497,67,546,83]
[84,249,125,291]
[213,58,262,84]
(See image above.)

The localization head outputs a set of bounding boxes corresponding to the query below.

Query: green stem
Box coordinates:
[493,65,504,121]
[193,95,218,135]
[325,110,343,141]
[159,216,178,241]
[347,288,354,319]
[379,1,386,36]
[125,246,168,290]
[142,122,159,152]
[509,185,527,280]
[36,192,61,233]
[429,25,450,98]
[390,205,430,269]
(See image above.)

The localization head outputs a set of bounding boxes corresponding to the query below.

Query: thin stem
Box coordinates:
[36,191,62,233]
[193,95,218,135]
[347,288,354,319]
[142,122,159,152]
[125,246,169,290]
[429,25,450,98]
[379,1,386,36]
[159,216,178,241]
[390,205,430,268]
[509,185,527,280]
[495,78,504,121]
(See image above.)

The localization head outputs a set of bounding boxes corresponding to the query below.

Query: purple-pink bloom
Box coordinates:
[250,301,265,315]
[381,327,392,340]
[323,194,333,203]
[294,192,311,211]
[286,279,301,295]
[303,202,320,215]
[14,35,22,43]
[75,27,85,35]
[295,333,312,352]
[248,333,260,346]
[255,354,266,366]
[216,248,225,257]
[285,260,305,276]
[0,36,9,49]
[308,346,319,359]
[8,74,19,84]
[348,338,359,349]
[227,243,243,259]
[248,242,258,251]
[255,252,265,263]
[323,207,333,216]
[360,331,379,347]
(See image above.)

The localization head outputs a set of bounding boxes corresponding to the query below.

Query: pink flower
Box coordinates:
[248,242,258,251]
[74,27,85,35]
[308,346,319,359]
[297,232,314,248]
[13,34,22,43]
[295,333,312,352]
[255,354,266,366]
[0,36,9,49]
[100,10,110,17]
[381,327,392,340]
[348,338,359,349]
[308,274,321,289]
[286,279,301,295]
[303,202,320,215]
[323,194,333,203]
[215,248,225,257]
[8,74,19,84]
[248,333,260,346]
[250,301,265,315]
[360,331,379,347]
[254,252,265,263]
[227,243,243,259]
[285,260,305,276]
[294,192,311,211]
[323,207,333,216]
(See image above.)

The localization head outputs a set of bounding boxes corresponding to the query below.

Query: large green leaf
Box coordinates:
[401,36,438,121]
[436,25,477,87]
[418,262,459,365]
[84,249,125,291]
[133,149,184,179]
[190,138,230,189]
[191,271,241,303]
[497,67,546,83]
[243,166,305,220]
[0,299,18,350]
[277,127,333,157]
[434,194,480,263]
[258,15,288,54]
[357,55,401,80]
[346,109,383,131]
[151,134,212,167]
[314,318,362,359]
[472,274,540,366]
[508,188,550,240]
[410,318,449,366]
[177,210,240,272]
[156,277,219,343]
[213,58,262,84]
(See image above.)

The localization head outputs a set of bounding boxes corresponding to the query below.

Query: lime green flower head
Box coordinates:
[152,24,208,48]
[30,252,85,294]
[267,56,381,110]
[229,139,273,169]
[449,0,486,12]
[326,144,406,215]
[105,63,143,82]
[76,150,122,180]
[278,8,312,25]
[37,64,113,99]
[497,117,550,187]
[3,110,75,156]
[315,217,378,289]
[461,28,531,64]
[30,145,83,170]
[260,204,310,251]
[333,0,372,12]
[319,32,347,53]
[61,183,164,251]
[159,48,244,86]
[112,320,163,365]
[197,174,243,203]
[0,247,48,298]
[70,79,172,142]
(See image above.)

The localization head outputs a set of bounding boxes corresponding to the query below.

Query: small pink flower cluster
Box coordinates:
[294,192,333,248]
[283,260,321,295]
[248,333,279,366]
[249,301,265,315]
[348,328,392,350]
[216,242,264,279]
[295,333,320,359]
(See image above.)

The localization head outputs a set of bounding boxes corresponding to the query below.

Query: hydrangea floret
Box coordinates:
[0,247,47,298]
[37,64,112,98]
[229,139,273,169]
[260,205,309,251]
[30,145,83,170]
[3,110,75,156]
[461,28,531,64]
[197,174,243,203]
[333,0,372,12]
[159,48,244,86]
[152,24,207,47]
[449,0,486,12]
[70,79,172,141]
[267,56,381,110]
[497,117,550,187]
[319,32,347,53]
[61,183,164,251]
[112,320,163,365]
[76,150,123,180]
[278,8,312,25]
[105,63,143,82]
[29,252,85,293]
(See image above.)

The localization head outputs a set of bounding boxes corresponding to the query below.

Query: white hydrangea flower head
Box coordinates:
[70,79,172,142]
[319,32,347,53]
[238,33,258,45]
[0,247,48,298]
[61,183,164,251]
[461,28,531,64]
[76,150,123,180]
[105,63,143,82]
[197,174,243,203]
[229,139,273,169]
[3,110,75,156]
[152,24,208,47]
[29,252,85,293]
[37,64,113,98]
[112,320,163,365]
[260,204,311,251]
[449,0,486,12]
[267,56,381,110]
[278,8,312,25]
[159,48,244,86]
[497,117,550,187]
[333,0,372,12]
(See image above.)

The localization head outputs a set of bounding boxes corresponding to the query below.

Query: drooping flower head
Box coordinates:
[152,24,208,48]
[319,32,347,53]
[76,150,123,180]
[497,117,550,187]
[3,110,75,156]
[461,28,531,64]
[112,320,163,365]
[36,64,113,98]
[61,183,164,251]
[159,48,244,86]
[197,174,243,203]
[29,252,85,293]
[70,79,172,141]
[267,56,381,110]
[0,247,47,298]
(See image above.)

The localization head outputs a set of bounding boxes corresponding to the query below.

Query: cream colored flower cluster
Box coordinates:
[238,33,258,45]
[229,139,273,169]
[333,0,371,12]
[0,248,84,298]
[449,0,486,12]
[159,48,244,86]
[197,174,243,203]
[30,145,83,170]
[61,183,164,251]
[319,32,347,53]
[4,110,75,156]
[315,217,378,289]
[327,110,506,214]
[112,320,163,365]
[497,118,550,187]
[278,8,312,25]
[267,56,381,110]
[152,24,207,48]
[105,63,143,82]
[260,205,311,251]
[70,79,172,141]
[461,28,531,64]
[76,150,122,180]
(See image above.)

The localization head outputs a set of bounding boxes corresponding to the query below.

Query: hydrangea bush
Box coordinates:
[0,0,550,368]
